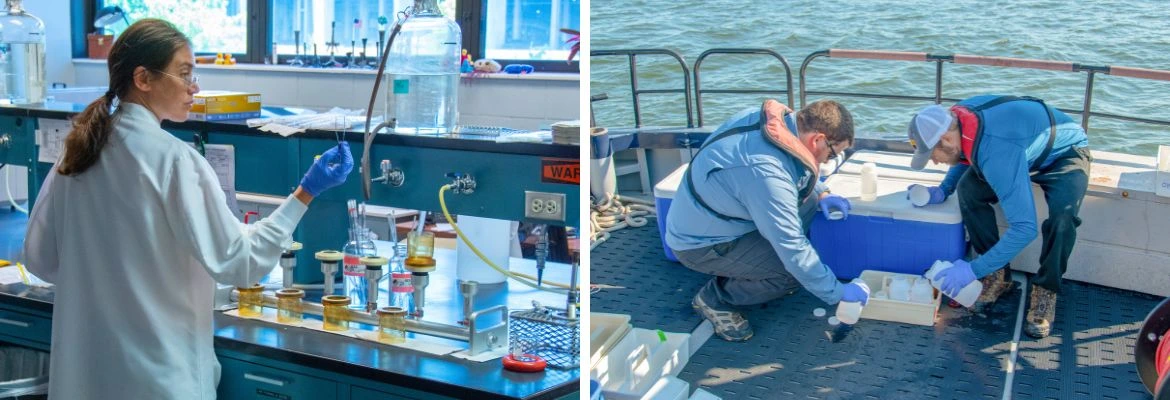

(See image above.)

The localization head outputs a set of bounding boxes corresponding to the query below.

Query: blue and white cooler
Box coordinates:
[809,167,967,279]
[653,164,689,262]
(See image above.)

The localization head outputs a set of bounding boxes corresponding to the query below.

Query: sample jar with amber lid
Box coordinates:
[275,288,305,323]
[321,295,351,331]
[237,284,264,317]
[376,307,408,344]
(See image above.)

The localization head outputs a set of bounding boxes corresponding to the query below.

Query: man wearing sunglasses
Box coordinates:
[665,99,860,342]
[905,95,1090,338]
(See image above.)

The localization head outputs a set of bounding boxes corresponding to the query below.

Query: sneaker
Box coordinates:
[972,269,1015,313]
[692,292,753,342]
[1024,284,1057,338]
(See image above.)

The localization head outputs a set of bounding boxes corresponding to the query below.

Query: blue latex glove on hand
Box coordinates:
[907,184,946,207]
[820,193,852,220]
[934,259,976,298]
[299,142,354,197]
[841,281,869,306]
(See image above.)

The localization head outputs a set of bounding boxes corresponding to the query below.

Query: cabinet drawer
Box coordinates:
[0,308,51,345]
[218,356,337,400]
[350,386,424,400]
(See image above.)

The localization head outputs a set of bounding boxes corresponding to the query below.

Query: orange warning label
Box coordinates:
[541,158,580,185]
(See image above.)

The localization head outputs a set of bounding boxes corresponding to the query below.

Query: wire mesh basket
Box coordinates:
[509,304,580,369]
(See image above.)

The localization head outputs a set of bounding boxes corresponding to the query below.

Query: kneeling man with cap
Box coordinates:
[906,95,1090,338]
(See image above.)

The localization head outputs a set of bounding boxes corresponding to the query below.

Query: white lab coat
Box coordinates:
[23,103,307,399]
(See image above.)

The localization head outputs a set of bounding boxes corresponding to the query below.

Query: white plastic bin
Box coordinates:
[592,328,690,400]
[590,313,632,368]
[641,376,689,400]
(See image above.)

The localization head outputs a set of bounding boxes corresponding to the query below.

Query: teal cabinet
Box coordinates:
[217,355,338,400]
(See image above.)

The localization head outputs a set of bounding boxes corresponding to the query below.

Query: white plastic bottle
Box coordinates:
[836,280,870,325]
[924,260,983,307]
[860,162,878,201]
[910,277,935,304]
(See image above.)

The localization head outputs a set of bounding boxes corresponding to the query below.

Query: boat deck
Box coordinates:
[591,225,1159,399]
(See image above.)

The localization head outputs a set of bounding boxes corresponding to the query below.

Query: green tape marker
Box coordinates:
[656,329,667,343]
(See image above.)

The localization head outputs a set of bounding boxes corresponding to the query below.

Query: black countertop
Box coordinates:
[0,210,579,399]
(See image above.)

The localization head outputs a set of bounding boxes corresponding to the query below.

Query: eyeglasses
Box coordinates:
[825,139,841,161]
[152,69,199,86]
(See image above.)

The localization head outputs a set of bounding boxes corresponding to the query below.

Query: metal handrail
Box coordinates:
[590,49,695,128]
[799,48,1170,132]
[693,48,794,127]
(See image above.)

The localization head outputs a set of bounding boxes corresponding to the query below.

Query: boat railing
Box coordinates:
[799,49,1170,132]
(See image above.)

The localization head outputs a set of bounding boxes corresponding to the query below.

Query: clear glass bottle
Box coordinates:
[383,0,462,135]
[321,295,351,331]
[0,0,45,104]
[389,254,413,313]
[376,306,407,344]
[343,228,377,310]
[275,288,304,323]
[237,284,264,318]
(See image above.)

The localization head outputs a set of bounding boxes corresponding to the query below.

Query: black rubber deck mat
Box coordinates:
[1013,281,1160,400]
[590,225,711,334]
[678,282,1023,399]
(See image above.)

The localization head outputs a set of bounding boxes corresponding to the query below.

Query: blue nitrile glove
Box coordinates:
[907,184,946,207]
[820,194,852,220]
[935,259,976,298]
[841,281,869,306]
[299,142,354,196]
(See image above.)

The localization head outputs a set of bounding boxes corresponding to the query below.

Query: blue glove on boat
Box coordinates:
[299,142,354,197]
[935,259,976,298]
[841,281,869,306]
[820,193,852,220]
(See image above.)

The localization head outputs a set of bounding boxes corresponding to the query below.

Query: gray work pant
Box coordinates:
[673,194,819,307]
[957,147,1091,294]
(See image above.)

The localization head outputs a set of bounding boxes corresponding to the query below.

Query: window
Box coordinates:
[98,0,249,55]
[482,0,579,63]
[82,0,579,72]
[270,0,454,61]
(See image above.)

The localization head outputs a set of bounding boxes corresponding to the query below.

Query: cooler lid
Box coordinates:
[823,173,963,224]
[653,163,690,199]
[836,150,950,184]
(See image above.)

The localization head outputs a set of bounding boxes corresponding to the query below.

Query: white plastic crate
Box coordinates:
[590,313,633,368]
[592,328,690,400]
[856,270,942,326]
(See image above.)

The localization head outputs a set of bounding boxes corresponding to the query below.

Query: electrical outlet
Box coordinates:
[524,191,566,222]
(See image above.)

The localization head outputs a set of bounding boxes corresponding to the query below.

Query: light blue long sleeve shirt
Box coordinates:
[938,95,1088,278]
[665,107,842,304]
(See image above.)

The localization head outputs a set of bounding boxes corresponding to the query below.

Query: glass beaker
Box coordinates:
[237,284,264,317]
[376,306,408,344]
[275,288,305,323]
[405,231,436,267]
[321,295,351,331]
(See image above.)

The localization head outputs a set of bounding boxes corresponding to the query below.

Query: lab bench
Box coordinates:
[0,252,580,399]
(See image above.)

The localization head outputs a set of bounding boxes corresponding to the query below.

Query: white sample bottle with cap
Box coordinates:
[924,260,983,308]
[836,280,870,325]
[860,162,878,201]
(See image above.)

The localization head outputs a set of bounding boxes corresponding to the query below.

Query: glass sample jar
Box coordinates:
[376,307,408,344]
[405,231,436,267]
[237,284,264,317]
[321,295,351,331]
[275,288,305,323]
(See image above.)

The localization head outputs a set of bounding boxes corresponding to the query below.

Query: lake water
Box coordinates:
[590,0,1170,155]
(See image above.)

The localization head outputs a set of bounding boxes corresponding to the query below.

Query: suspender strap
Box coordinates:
[683,122,761,223]
[967,96,1057,174]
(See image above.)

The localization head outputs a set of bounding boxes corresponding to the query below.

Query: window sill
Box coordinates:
[72,58,579,82]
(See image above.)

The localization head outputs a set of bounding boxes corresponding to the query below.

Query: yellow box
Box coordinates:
[189,90,261,121]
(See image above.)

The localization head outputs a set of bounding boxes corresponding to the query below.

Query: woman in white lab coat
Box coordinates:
[22,19,352,399]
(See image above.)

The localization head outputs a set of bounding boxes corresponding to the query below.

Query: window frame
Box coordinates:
[80,0,579,73]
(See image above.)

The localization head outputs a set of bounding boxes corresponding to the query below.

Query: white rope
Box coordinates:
[589,194,656,250]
